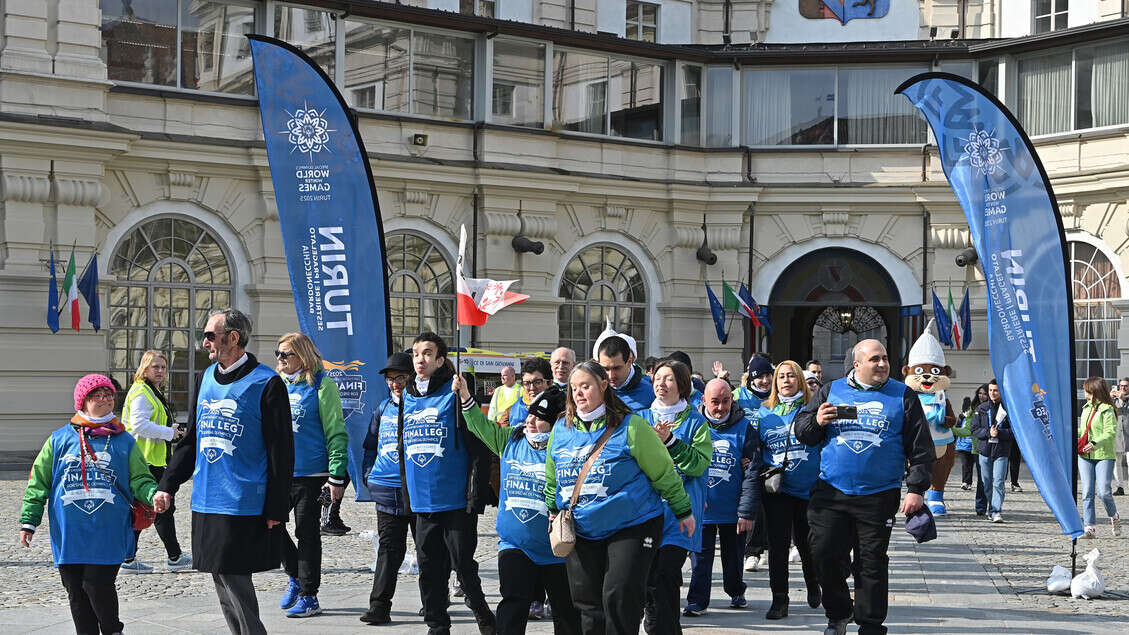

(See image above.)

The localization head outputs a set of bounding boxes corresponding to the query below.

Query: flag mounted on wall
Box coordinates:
[46,248,59,333]
[958,288,972,349]
[78,252,101,332]
[61,246,79,332]
[931,289,952,347]
[948,288,962,350]
[705,283,728,344]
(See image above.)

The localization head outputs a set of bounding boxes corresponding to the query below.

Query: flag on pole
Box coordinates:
[959,288,972,349]
[737,284,764,327]
[931,289,952,347]
[61,246,80,331]
[948,288,962,350]
[46,248,59,333]
[722,281,740,311]
[455,225,528,326]
[705,283,728,344]
[78,252,101,332]
[755,305,773,334]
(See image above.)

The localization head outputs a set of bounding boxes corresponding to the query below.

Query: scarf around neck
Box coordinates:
[577,403,606,422]
[650,398,688,421]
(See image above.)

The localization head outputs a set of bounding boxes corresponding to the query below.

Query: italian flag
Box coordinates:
[948,288,962,350]
[455,225,528,326]
[62,248,80,331]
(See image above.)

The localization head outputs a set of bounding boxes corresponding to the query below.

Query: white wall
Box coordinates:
[1000,0,1032,37]
[659,0,693,44]
[765,0,921,43]
[429,0,460,13]
[598,0,627,37]
[1069,1,1100,27]
[499,0,534,23]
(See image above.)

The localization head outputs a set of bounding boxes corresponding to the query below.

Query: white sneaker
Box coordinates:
[744,555,759,572]
[990,513,1004,524]
[789,546,801,563]
[167,553,193,572]
[758,553,770,569]
[1083,525,1097,539]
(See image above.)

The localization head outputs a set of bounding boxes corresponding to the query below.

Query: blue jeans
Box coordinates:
[1078,457,1118,527]
[978,455,1008,515]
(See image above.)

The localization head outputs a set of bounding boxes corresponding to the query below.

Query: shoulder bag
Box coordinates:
[549,424,616,557]
[1077,404,1099,455]
[761,421,793,495]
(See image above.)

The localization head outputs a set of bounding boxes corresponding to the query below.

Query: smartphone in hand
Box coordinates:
[835,405,858,420]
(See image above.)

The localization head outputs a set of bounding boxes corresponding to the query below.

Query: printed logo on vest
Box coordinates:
[504,459,550,524]
[288,393,305,434]
[197,398,244,463]
[325,361,368,420]
[59,451,117,514]
[403,407,445,467]
[557,450,610,506]
[708,439,737,488]
[831,400,889,454]
[764,426,810,471]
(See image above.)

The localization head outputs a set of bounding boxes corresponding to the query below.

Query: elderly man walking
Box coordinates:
[155,309,293,635]
[795,339,934,635]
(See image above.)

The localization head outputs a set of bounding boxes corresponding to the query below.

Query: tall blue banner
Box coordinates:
[898,73,1082,538]
[249,36,391,502]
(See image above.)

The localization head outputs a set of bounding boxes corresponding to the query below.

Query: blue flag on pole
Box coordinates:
[250,35,392,502]
[47,248,59,333]
[705,283,728,344]
[899,73,1082,538]
[931,290,953,347]
[78,252,100,332]
[959,288,972,349]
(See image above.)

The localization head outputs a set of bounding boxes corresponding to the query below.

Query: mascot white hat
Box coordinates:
[908,318,947,367]
[592,318,638,361]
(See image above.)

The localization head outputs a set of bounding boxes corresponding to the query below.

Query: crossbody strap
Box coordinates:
[1082,404,1099,439]
[569,424,617,509]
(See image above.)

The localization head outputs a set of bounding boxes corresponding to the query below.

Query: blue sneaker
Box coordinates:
[285,595,322,618]
[280,577,301,610]
[730,595,748,609]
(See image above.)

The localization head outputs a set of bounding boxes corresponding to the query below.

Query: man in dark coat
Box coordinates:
[155,308,293,635]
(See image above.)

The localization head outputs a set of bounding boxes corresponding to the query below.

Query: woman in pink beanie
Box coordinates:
[19,373,158,635]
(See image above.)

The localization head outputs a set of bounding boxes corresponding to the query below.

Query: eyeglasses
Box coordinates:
[386,374,409,384]
[202,329,230,342]
[521,379,546,389]
[88,389,115,401]
[274,350,296,360]
[550,360,571,367]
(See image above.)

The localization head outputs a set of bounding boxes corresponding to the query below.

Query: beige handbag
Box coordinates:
[549,425,616,557]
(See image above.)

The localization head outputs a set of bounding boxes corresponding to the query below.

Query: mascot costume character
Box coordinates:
[902,319,957,515]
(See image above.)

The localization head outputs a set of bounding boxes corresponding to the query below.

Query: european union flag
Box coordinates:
[705,284,727,344]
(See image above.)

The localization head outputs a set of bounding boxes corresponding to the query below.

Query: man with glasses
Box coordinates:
[1113,378,1129,497]
[502,357,552,427]
[488,366,521,424]
[155,308,293,635]
[549,347,576,389]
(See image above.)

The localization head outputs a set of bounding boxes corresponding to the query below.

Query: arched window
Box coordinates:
[1071,240,1123,390]
[386,231,455,353]
[109,217,233,419]
[558,244,647,358]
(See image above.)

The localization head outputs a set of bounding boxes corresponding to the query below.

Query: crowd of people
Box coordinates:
[18,305,1129,635]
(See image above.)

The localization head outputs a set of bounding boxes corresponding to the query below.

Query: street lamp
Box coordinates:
[838,306,855,332]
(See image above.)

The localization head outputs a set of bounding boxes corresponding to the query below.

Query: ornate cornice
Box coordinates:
[1,174,51,203]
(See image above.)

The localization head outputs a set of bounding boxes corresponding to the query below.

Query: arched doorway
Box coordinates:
[767,248,903,381]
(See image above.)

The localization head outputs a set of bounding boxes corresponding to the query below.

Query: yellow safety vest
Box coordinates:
[122,380,170,467]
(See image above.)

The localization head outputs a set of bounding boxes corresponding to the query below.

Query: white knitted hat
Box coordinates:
[907,318,946,367]
[592,318,638,361]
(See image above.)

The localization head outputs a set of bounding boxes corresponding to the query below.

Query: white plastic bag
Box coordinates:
[1046,565,1071,594]
[1070,548,1106,599]
[359,529,380,572]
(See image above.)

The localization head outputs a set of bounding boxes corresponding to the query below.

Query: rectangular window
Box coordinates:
[978,58,999,97]
[180,1,255,94]
[1074,42,1129,130]
[553,50,610,134]
[626,1,658,43]
[1034,0,1069,34]
[101,0,178,86]
[609,59,663,141]
[274,6,336,78]
[680,65,702,145]
[742,68,834,145]
[836,67,927,144]
[343,22,410,112]
[460,0,496,17]
[412,32,475,119]
[1017,51,1072,136]
[492,40,546,127]
[705,66,733,147]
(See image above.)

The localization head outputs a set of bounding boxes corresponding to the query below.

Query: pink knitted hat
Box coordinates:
[74,374,115,411]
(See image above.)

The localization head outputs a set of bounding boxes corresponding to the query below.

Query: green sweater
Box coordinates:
[1079,401,1117,461]
[20,431,158,529]
[282,373,350,480]
[665,406,713,479]
[544,413,692,519]
[463,401,512,457]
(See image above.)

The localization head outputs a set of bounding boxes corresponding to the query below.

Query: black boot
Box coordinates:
[765,593,788,620]
[806,583,822,609]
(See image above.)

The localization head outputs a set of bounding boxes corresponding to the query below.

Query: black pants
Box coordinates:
[497,548,580,635]
[1009,444,1022,487]
[565,515,662,635]
[58,564,122,635]
[957,450,975,485]
[763,492,818,597]
[807,481,900,635]
[743,500,768,557]
[282,476,327,596]
[686,523,746,608]
[368,510,417,614]
[212,572,267,635]
[644,545,688,635]
[416,509,492,630]
[130,465,181,560]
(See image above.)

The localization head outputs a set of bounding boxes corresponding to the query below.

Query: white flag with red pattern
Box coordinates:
[456,225,528,326]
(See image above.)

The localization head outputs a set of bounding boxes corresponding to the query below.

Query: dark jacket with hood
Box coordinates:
[700,403,763,521]
[971,399,1014,460]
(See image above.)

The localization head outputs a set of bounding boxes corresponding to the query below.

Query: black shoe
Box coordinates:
[359,610,390,625]
[474,608,496,635]
[807,586,822,609]
[1115,487,1124,496]
[824,617,850,635]
[453,582,464,598]
[1011,484,1022,493]
[765,595,788,620]
[320,521,348,536]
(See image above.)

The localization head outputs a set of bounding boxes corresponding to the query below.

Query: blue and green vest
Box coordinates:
[287,372,329,477]
[759,404,821,500]
[639,407,707,552]
[821,378,908,496]
[367,398,401,488]
[498,427,561,566]
[402,381,468,512]
[734,387,764,432]
[614,370,655,412]
[703,419,749,524]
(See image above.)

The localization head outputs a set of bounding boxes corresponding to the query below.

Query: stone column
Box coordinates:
[1113,298,1129,381]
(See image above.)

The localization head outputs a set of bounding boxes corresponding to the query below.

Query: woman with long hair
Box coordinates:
[1078,376,1121,538]
[121,350,191,573]
[757,360,821,620]
[545,361,694,635]
[275,332,349,617]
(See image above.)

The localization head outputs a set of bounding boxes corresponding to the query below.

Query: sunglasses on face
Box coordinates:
[274,350,296,360]
[202,329,230,342]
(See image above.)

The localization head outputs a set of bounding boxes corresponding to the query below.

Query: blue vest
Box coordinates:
[192,362,275,515]
[820,379,908,496]
[497,427,561,566]
[614,372,655,412]
[703,419,749,524]
[734,387,763,432]
[508,397,530,426]
[759,404,821,500]
[688,389,703,410]
[551,415,665,541]
[402,381,468,512]
[46,426,137,566]
[367,398,401,488]
[288,372,328,477]
[639,407,707,552]
[920,391,954,446]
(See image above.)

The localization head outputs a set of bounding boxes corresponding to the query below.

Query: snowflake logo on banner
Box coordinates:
[961,129,1004,176]
[282,103,334,159]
